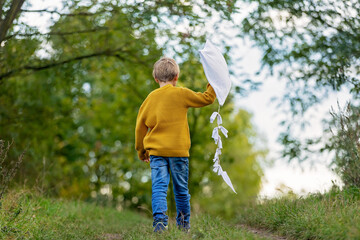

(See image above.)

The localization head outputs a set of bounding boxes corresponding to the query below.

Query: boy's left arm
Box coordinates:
[135,107,149,163]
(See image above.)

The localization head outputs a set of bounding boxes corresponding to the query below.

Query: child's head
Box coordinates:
[152,57,180,83]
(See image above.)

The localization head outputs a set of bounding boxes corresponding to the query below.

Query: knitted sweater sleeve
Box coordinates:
[181,83,216,108]
[135,105,149,160]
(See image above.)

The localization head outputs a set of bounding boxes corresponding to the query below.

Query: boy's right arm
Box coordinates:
[135,106,149,162]
[181,83,216,108]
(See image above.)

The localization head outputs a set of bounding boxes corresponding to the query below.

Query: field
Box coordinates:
[0,189,267,240]
[1,186,359,240]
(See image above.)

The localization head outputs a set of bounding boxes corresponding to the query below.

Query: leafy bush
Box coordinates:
[0,140,25,201]
[328,103,360,187]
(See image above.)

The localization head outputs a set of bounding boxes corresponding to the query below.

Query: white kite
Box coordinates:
[199,40,237,194]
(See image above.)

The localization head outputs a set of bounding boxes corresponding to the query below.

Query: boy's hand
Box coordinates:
[142,158,150,163]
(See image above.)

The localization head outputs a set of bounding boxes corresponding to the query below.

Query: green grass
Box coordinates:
[4,187,359,240]
[0,189,267,240]
[237,186,360,240]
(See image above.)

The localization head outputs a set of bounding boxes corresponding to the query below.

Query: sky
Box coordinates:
[227,30,352,197]
[22,0,352,197]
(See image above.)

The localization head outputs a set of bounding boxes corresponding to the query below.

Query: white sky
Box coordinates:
[22,0,352,197]
[233,45,349,197]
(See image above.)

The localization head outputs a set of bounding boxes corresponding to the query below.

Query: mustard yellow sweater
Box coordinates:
[135,83,216,160]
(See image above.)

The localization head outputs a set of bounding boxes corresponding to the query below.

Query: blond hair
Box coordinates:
[152,57,180,82]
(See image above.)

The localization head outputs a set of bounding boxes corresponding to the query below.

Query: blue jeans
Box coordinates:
[150,155,191,229]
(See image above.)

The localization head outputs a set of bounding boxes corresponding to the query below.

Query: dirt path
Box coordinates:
[100,223,289,240]
[238,224,288,240]
[102,233,123,240]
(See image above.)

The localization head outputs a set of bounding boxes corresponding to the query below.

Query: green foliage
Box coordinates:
[0,0,264,217]
[241,0,360,96]
[326,103,360,187]
[0,140,25,200]
[0,189,267,240]
[238,186,360,240]
[240,0,360,162]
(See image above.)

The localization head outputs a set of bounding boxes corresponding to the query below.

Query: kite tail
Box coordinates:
[210,105,237,194]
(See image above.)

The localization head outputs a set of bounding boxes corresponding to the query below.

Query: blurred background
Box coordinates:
[1,0,359,218]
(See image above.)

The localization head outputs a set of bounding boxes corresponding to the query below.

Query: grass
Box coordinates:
[237,186,360,240]
[2,187,359,240]
[6,186,358,240]
[0,189,267,240]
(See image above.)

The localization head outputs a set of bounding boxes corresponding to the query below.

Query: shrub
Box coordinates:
[0,140,25,201]
[328,103,360,187]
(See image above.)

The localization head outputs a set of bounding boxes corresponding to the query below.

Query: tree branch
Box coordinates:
[0,0,6,21]
[3,27,111,41]
[20,8,109,17]
[307,2,357,38]
[0,0,25,43]
[0,47,126,82]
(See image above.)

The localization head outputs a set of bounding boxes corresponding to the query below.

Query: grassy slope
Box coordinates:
[3,188,359,240]
[0,190,267,240]
[238,187,360,240]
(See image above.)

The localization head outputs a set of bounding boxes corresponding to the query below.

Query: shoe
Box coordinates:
[153,222,168,233]
[178,224,190,233]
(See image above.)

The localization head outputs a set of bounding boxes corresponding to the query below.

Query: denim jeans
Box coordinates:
[150,155,191,229]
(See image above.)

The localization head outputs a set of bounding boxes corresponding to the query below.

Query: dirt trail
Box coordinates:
[101,224,288,240]
[238,224,288,240]
[101,233,123,240]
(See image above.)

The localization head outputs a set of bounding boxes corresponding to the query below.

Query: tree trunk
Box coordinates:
[0,0,26,44]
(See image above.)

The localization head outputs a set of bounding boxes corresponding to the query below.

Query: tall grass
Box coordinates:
[0,189,151,239]
[238,186,360,240]
[0,189,268,240]
[0,140,25,201]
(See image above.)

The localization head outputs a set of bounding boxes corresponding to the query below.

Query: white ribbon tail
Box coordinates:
[210,111,222,125]
[211,127,219,142]
[217,137,223,149]
[214,148,222,159]
[217,114,222,125]
[213,162,222,175]
[219,126,228,138]
[210,112,219,123]
[217,165,223,176]
[221,171,237,194]
[209,107,236,194]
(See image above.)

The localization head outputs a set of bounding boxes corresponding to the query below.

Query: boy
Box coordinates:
[135,57,216,233]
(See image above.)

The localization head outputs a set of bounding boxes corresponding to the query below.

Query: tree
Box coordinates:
[0,0,25,43]
[240,0,360,161]
[325,103,360,187]
[0,0,239,81]
[0,0,265,216]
